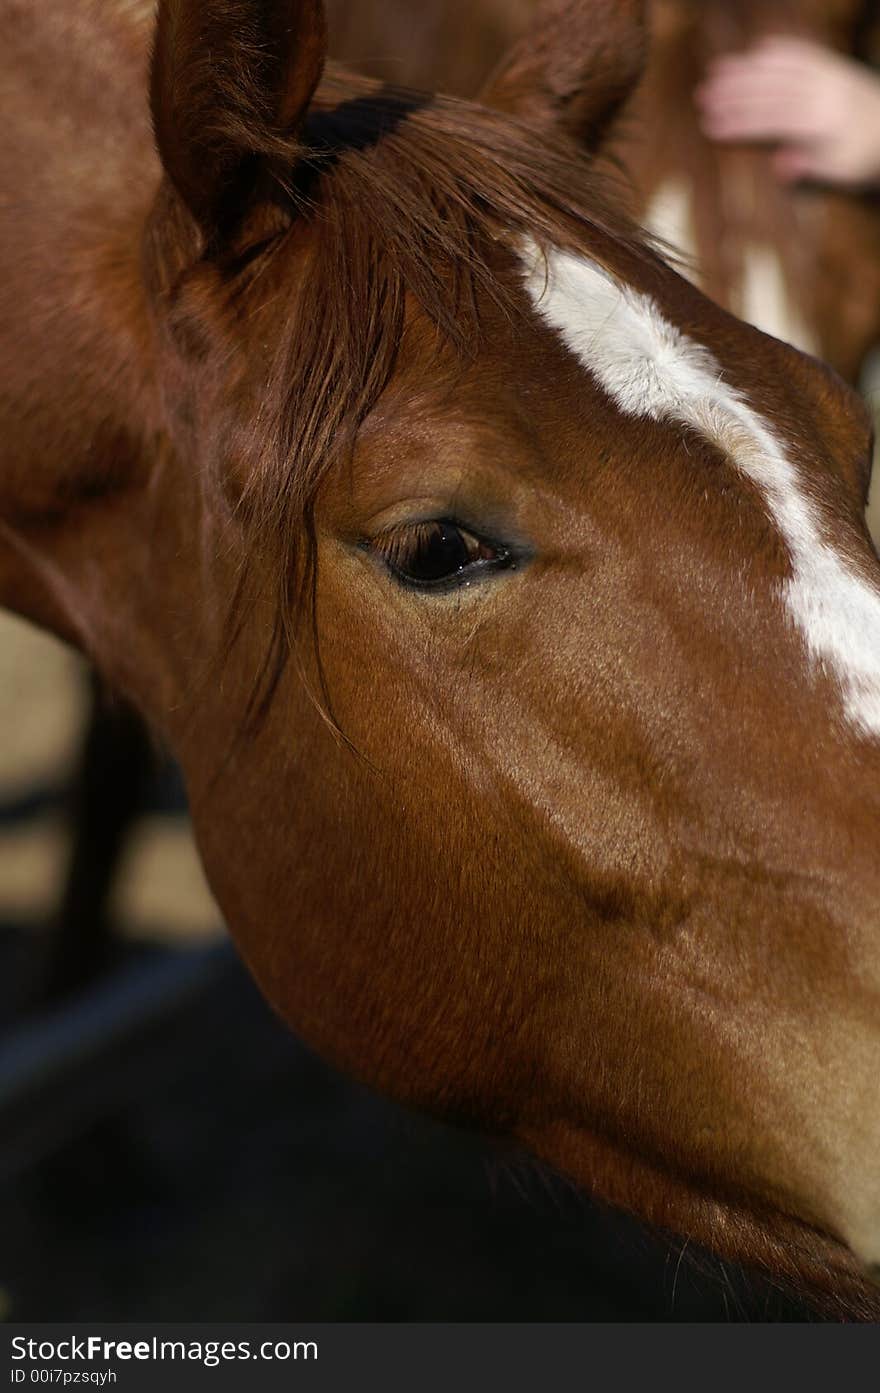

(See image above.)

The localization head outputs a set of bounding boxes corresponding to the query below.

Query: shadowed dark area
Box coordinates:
[304,87,433,158]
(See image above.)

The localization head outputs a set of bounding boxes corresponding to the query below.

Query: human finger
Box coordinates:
[697,63,822,114]
[708,35,839,84]
[772,144,823,184]
[698,98,824,144]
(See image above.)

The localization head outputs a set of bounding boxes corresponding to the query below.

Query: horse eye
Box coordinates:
[371,519,512,589]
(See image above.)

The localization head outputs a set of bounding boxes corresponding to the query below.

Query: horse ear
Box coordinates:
[150,0,327,239]
[479,0,647,150]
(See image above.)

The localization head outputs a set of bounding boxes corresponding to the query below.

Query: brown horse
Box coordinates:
[327,0,880,385]
[3,0,880,1317]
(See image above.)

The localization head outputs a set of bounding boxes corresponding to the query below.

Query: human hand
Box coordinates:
[696,36,880,188]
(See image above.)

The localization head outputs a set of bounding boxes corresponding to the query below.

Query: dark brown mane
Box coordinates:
[162,66,654,710]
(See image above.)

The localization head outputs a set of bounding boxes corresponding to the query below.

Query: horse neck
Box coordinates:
[0,2,158,517]
[0,1,172,667]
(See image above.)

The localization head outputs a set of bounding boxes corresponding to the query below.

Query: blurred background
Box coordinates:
[4,0,880,1325]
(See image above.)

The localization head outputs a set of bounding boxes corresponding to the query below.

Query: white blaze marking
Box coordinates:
[520,241,880,739]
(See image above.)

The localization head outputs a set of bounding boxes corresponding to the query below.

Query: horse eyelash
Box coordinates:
[370,519,450,570]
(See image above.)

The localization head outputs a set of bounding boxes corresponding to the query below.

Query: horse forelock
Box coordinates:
[250,68,653,494]
[197,68,657,712]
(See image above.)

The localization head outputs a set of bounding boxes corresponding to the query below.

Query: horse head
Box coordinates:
[5,0,880,1315]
